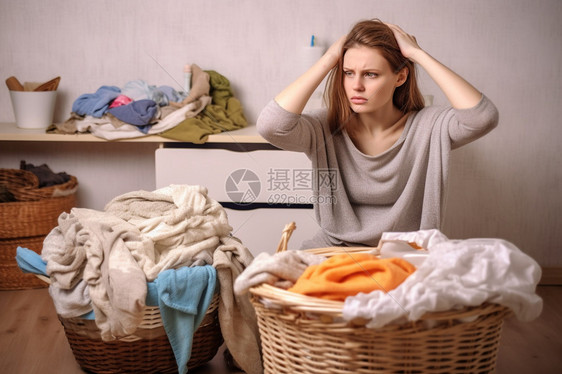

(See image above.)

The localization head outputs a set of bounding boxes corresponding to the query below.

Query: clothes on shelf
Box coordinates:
[49,64,248,143]
[107,99,158,131]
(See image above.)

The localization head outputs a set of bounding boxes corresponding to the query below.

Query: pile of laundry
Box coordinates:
[16,184,262,374]
[235,229,544,328]
[47,64,247,143]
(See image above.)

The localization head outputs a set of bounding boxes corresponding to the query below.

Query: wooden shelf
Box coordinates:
[0,122,267,144]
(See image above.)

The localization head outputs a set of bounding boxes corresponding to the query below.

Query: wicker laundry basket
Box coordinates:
[249,223,511,374]
[0,168,77,290]
[0,168,78,202]
[36,275,223,373]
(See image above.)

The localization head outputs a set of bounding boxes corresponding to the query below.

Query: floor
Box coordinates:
[0,285,560,373]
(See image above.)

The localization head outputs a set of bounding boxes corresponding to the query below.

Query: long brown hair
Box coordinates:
[325,19,425,133]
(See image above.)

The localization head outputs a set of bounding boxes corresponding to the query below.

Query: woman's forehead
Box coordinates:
[343,46,391,70]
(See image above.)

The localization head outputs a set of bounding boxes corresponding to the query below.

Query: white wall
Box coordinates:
[1,0,561,267]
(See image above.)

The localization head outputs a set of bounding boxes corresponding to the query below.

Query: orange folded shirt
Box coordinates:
[288,253,416,301]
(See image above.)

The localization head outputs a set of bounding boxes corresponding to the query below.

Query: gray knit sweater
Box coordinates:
[256,96,499,249]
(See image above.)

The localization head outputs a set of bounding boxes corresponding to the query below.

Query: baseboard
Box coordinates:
[540,267,562,285]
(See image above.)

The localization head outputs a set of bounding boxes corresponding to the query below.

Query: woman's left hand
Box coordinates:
[385,22,482,109]
[385,23,423,61]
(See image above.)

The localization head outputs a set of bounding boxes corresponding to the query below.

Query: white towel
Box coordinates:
[343,233,543,328]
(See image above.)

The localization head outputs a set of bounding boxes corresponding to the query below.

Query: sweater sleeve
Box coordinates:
[447,94,499,149]
[256,100,326,154]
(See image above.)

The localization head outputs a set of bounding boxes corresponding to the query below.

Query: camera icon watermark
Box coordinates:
[225,169,261,204]
[224,167,338,205]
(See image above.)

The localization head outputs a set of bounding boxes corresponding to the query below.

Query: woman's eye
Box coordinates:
[365,72,378,78]
[344,71,354,77]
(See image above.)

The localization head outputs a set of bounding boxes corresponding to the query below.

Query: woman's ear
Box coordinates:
[395,67,409,87]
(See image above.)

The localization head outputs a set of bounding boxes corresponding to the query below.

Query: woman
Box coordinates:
[256,19,499,249]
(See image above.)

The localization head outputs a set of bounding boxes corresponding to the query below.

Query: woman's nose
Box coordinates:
[352,77,364,91]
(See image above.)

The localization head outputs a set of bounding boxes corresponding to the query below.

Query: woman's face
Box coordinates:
[342,46,405,115]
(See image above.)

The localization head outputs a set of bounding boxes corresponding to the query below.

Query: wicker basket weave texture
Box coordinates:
[0,168,78,202]
[0,168,78,290]
[0,169,38,197]
[56,292,222,373]
[0,194,76,290]
[0,235,47,289]
[0,194,76,239]
[249,222,511,374]
[252,298,508,374]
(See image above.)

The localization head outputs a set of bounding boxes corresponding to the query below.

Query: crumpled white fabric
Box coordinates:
[42,185,263,374]
[379,229,449,249]
[104,184,232,280]
[234,250,327,295]
[42,185,232,339]
[42,208,150,340]
[343,230,543,328]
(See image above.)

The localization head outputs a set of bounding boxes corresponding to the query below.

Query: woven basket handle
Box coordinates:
[274,222,397,256]
[275,222,296,253]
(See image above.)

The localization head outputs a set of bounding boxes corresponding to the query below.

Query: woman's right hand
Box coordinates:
[324,35,347,68]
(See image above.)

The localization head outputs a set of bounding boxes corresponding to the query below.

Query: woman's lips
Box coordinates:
[350,96,368,104]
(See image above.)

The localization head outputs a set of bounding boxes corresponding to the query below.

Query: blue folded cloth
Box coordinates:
[72,85,121,118]
[156,265,217,374]
[107,99,158,131]
[16,246,46,275]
